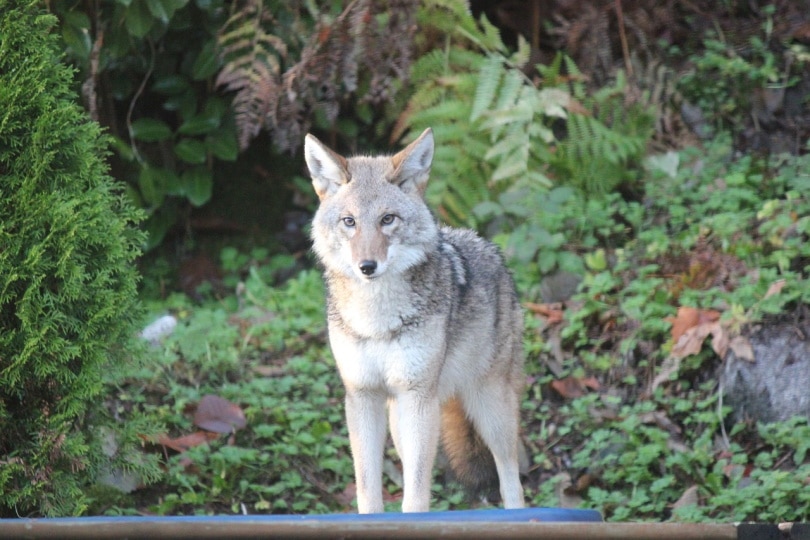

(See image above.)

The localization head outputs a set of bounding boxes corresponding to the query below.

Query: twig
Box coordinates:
[126,37,156,165]
[613,0,633,78]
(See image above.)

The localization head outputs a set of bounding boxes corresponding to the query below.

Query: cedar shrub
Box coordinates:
[0,0,145,516]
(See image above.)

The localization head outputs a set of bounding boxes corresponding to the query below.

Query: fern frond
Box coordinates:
[410,48,449,81]
[470,55,503,121]
[410,98,470,127]
[493,69,524,112]
[215,0,286,150]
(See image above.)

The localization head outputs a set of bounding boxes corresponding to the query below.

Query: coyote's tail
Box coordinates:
[439,397,501,497]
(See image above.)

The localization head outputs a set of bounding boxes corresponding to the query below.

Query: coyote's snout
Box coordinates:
[305,128,526,513]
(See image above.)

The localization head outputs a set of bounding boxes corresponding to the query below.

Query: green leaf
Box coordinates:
[62,26,91,61]
[205,128,238,161]
[183,167,213,206]
[178,114,220,135]
[109,136,135,161]
[174,138,207,164]
[192,39,220,81]
[125,0,154,38]
[152,75,190,95]
[163,90,198,120]
[143,209,175,250]
[584,249,607,271]
[139,167,175,206]
[61,12,92,61]
[130,118,173,142]
[145,0,169,22]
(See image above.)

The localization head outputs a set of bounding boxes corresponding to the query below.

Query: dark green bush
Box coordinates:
[0,0,145,516]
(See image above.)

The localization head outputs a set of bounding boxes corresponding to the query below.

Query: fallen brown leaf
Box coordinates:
[667,306,721,344]
[708,322,729,359]
[194,394,247,433]
[764,279,786,299]
[156,431,219,453]
[728,335,755,362]
[524,301,565,325]
[551,376,600,399]
[671,320,728,359]
[672,485,700,510]
[639,411,682,436]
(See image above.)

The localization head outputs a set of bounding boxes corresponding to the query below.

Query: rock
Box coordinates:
[720,318,810,424]
[141,314,177,345]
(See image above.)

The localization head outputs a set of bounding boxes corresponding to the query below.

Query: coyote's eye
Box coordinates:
[381,214,395,225]
[342,216,355,227]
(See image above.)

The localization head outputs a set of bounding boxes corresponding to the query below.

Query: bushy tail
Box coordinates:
[439,397,501,497]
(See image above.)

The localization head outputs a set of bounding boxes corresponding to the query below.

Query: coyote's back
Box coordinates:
[305,128,525,513]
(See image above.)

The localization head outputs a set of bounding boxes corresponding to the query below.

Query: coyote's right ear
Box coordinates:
[304,134,350,200]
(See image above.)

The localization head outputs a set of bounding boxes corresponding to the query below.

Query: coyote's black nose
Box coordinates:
[358,260,377,276]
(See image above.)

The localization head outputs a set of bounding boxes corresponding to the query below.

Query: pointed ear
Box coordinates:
[391,128,434,195]
[304,134,350,200]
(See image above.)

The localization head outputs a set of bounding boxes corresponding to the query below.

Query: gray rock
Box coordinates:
[720,319,810,424]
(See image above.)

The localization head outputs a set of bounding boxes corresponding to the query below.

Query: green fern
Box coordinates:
[554,66,654,193]
[475,57,567,189]
[215,0,287,151]
[470,55,503,121]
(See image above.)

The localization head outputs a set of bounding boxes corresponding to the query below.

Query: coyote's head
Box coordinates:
[305,128,438,281]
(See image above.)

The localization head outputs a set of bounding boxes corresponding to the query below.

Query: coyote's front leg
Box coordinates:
[344,389,387,514]
[391,391,441,512]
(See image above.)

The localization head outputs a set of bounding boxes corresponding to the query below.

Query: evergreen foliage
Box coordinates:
[0,0,146,516]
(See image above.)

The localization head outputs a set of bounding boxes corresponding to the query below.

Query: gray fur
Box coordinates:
[305,128,526,513]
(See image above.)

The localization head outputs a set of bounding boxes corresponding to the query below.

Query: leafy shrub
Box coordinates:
[677,9,794,132]
[52,0,419,249]
[525,138,810,521]
[0,1,147,516]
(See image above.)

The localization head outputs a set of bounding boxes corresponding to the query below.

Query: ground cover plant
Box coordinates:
[5,0,810,522]
[93,134,810,521]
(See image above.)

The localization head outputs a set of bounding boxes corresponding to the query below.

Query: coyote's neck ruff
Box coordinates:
[305,128,526,513]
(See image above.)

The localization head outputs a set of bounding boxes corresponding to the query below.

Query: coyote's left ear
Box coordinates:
[391,128,434,196]
[304,134,350,200]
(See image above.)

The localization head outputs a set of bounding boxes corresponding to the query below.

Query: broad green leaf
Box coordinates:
[163,168,185,196]
[152,75,189,95]
[139,167,174,206]
[192,40,220,81]
[61,11,92,60]
[203,97,227,121]
[130,118,173,142]
[205,128,238,161]
[109,136,135,161]
[178,114,219,135]
[143,209,174,251]
[125,0,154,38]
[145,0,169,22]
[174,138,207,164]
[163,90,198,121]
[585,248,607,271]
[62,25,92,61]
[537,250,558,274]
[183,167,213,206]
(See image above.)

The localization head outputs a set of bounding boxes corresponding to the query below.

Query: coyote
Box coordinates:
[304,128,525,513]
